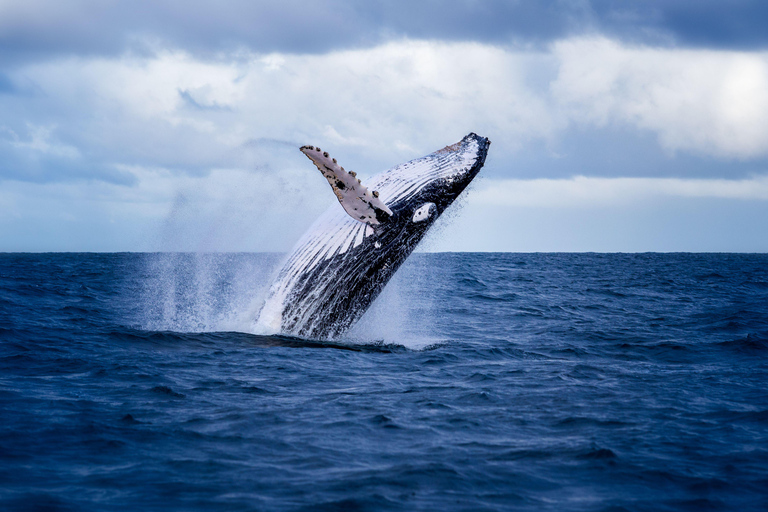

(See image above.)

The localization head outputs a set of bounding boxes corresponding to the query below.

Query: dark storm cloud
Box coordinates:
[590,0,768,49]
[1,0,766,66]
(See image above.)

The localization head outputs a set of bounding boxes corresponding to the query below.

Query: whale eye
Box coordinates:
[412,202,436,223]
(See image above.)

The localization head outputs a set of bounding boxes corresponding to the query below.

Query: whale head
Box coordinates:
[372,133,490,237]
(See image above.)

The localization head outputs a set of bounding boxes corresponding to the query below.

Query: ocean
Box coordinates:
[1,252,767,511]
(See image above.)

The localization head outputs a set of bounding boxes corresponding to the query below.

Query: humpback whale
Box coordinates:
[255,132,490,340]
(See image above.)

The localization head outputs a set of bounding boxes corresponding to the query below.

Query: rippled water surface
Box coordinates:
[1,253,767,511]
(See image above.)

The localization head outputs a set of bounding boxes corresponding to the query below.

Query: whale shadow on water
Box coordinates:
[115,327,413,353]
[237,332,413,353]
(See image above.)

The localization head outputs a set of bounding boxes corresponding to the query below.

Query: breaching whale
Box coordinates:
[255,132,490,340]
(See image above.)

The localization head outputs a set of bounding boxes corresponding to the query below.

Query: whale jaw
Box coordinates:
[256,133,490,340]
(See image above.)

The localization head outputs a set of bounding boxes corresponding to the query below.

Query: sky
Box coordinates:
[1,0,767,252]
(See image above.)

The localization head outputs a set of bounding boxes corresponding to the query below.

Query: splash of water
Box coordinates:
[136,253,281,333]
[133,252,442,350]
[344,254,446,350]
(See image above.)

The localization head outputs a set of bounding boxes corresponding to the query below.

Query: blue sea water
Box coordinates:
[1,252,767,511]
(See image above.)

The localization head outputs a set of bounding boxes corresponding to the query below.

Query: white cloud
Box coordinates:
[552,37,768,159]
[4,37,768,250]
[7,40,557,179]
[7,36,768,186]
[2,123,80,158]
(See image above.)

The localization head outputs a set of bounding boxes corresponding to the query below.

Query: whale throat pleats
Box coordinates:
[300,146,393,226]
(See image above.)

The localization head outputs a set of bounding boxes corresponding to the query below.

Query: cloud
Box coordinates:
[0,123,137,184]
[0,0,570,64]
[0,71,16,93]
[2,1,768,67]
[552,37,768,159]
[609,0,768,50]
[0,162,332,252]
[2,35,768,251]
[1,41,559,185]
[3,3,768,252]
[3,37,768,188]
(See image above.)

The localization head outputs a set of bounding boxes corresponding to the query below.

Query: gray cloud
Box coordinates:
[3,1,768,252]
[506,128,768,180]
[0,136,137,185]
[178,89,232,111]
[2,37,767,190]
[1,0,767,67]
[592,0,768,50]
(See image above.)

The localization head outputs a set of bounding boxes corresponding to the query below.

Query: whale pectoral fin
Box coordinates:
[300,145,393,225]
